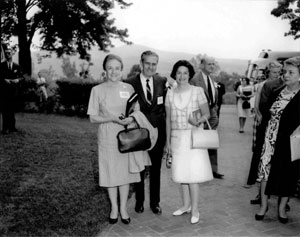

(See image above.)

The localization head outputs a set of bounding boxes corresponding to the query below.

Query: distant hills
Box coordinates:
[31,44,248,78]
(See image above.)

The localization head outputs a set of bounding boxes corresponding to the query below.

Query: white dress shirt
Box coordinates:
[201,71,215,103]
[140,73,153,101]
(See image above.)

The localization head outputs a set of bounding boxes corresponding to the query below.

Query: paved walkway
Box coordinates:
[98,105,300,237]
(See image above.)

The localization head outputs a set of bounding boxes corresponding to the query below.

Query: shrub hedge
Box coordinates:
[21,76,238,117]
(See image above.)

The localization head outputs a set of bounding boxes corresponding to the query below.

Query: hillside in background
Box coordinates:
[30,44,248,79]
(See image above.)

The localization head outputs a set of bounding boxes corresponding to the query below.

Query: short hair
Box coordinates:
[200,56,215,65]
[240,77,250,85]
[264,60,282,78]
[284,56,300,71]
[170,60,195,80]
[140,50,159,63]
[102,54,123,70]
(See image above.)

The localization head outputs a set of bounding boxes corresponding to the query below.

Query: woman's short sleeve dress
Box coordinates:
[165,86,213,183]
[87,82,140,187]
[237,85,253,118]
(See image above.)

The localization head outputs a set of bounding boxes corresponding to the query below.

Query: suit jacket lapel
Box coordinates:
[199,73,210,102]
[135,74,151,107]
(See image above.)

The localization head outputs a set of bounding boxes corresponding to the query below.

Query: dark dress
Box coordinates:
[265,89,300,196]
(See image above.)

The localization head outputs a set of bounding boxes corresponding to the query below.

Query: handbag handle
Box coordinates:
[124,116,139,131]
[204,117,212,130]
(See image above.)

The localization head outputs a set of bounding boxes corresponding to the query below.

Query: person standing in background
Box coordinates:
[245,61,285,204]
[0,48,23,134]
[236,77,254,133]
[125,51,167,215]
[216,81,225,118]
[190,56,224,179]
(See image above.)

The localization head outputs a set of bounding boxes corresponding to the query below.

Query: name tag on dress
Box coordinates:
[157,96,163,105]
[120,91,130,98]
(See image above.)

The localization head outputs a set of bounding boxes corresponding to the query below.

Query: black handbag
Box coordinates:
[116,92,151,153]
[117,123,151,153]
[242,100,251,109]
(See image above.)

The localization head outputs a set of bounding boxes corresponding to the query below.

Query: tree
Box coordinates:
[0,0,132,75]
[271,0,300,40]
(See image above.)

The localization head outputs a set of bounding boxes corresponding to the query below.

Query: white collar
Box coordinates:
[140,73,153,82]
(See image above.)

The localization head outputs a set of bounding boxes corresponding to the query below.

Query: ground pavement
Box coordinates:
[98,105,300,237]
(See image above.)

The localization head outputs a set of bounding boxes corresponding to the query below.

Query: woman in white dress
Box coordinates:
[236,77,254,133]
[165,60,213,224]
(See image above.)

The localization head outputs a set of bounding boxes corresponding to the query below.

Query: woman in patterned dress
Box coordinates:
[255,56,300,224]
[87,54,140,225]
[165,60,213,224]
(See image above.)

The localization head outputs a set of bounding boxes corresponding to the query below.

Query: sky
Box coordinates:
[110,0,300,59]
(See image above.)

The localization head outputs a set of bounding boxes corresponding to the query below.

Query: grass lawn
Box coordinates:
[0,113,110,236]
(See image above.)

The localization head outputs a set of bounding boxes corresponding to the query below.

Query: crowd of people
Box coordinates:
[87,50,300,226]
[1,47,299,226]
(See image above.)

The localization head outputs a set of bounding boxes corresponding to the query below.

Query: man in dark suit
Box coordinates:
[0,48,23,134]
[126,51,167,214]
[190,57,224,179]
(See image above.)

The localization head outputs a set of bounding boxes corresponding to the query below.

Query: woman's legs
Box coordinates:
[239,117,246,131]
[256,181,268,215]
[107,187,118,218]
[189,183,199,215]
[119,184,130,219]
[181,184,191,209]
[278,196,289,218]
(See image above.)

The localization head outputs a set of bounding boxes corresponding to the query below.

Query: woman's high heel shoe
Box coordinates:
[255,207,268,221]
[278,215,288,224]
[121,217,131,224]
[191,212,200,224]
[172,207,192,216]
[108,217,118,224]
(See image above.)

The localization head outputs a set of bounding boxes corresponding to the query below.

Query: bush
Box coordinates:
[56,77,100,117]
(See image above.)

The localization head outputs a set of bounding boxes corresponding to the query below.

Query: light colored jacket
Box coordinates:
[128,111,158,173]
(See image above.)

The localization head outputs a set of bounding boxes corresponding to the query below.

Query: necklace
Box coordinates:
[284,85,300,93]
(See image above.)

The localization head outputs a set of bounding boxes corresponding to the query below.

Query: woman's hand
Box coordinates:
[115,116,134,126]
[188,114,199,127]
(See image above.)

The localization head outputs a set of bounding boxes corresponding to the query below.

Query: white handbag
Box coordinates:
[191,118,220,149]
[290,125,300,162]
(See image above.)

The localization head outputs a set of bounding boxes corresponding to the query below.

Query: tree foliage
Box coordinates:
[1,0,132,75]
[271,0,300,40]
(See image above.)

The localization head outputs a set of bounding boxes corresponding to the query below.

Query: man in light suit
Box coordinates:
[126,51,167,214]
[0,48,23,134]
[190,57,224,179]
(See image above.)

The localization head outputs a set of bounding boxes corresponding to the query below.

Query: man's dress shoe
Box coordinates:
[213,172,224,179]
[135,204,144,213]
[150,205,162,214]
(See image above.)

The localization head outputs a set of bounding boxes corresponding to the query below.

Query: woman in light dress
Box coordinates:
[236,77,254,133]
[165,60,213,224]
[87,54,140,225]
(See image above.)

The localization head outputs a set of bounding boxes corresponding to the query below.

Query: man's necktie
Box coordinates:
[207,76,214,106]
[146,79,152,103]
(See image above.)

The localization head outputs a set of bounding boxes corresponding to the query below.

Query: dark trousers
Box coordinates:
[206,106,219,173]
[246,122,266,185]
[135,126,166,207]
[1,99,16,132]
